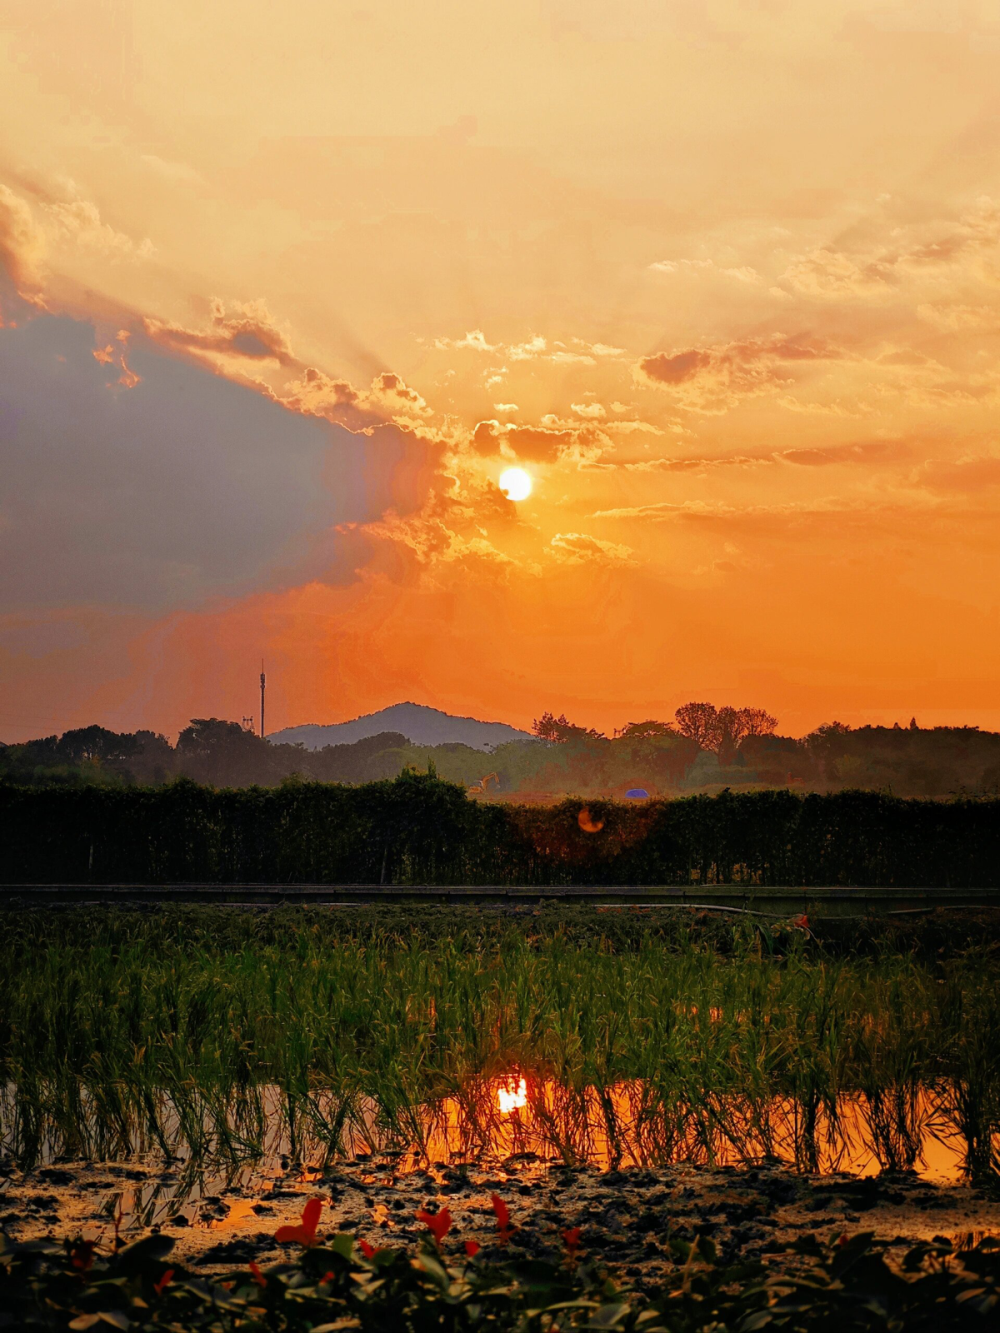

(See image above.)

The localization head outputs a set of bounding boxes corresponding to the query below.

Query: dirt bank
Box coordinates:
[4,1153,999,1282]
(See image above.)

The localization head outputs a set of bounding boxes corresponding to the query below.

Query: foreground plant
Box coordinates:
[0,1226,998,1331]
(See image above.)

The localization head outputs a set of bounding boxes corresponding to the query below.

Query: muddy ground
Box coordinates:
[4,1153,999,1282]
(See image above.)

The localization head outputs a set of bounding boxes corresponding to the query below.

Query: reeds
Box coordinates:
[0,907,996,1183]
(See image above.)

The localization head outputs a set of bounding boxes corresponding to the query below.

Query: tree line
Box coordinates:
[4,706,1000,798]
[3,773,1000,886]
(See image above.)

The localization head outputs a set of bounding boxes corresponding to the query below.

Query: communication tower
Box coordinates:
[260,662,266,740]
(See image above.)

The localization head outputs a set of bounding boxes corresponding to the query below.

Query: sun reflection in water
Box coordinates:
[497,1077,528,1114]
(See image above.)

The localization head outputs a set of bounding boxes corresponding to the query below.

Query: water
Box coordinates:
[10,1073,986,1237]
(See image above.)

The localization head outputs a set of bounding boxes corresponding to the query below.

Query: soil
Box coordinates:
[4,1154,999,1283]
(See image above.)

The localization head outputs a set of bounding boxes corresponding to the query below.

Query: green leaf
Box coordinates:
[331,1234,355,1261]
[588,1301,630,1328]
[414,1250,450,1290]
[739,1313,774,1331]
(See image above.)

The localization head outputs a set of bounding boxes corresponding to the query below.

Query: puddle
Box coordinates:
[399,1076,971,1184]
[8,1075,990,1236]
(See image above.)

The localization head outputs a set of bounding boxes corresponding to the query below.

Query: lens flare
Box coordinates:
[499,467,532,501]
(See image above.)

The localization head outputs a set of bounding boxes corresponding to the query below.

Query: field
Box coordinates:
[2,905,999,1175]
[3,903,1000,1326]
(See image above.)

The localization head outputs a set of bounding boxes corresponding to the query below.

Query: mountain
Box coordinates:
[268,702,535,752]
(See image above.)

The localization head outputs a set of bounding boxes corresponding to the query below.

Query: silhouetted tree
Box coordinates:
[532,712,605,743]
[613,720,676,740]
[740,708,778,738]
[674,703,720,749]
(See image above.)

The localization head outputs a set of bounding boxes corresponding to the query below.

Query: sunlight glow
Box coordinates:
[499,468,533,502]
[497,1077,528,1114]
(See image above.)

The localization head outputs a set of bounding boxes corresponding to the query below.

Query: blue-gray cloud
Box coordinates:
[0,314,396,612]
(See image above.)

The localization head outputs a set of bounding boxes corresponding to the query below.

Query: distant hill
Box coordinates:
[269,702,536,752]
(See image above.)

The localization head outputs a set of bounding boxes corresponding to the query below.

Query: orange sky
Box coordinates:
[3,1,1000,741]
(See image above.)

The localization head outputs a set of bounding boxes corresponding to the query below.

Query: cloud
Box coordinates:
[509,334,549,360]
[278,366,381,431]
[144,298,296,366]
[360,509,521,570]
[624,453,767,473]
[636,333,842,413]
[433,328,498,351]
[649,258,760,284]
[917,303,999,330]
[622,438,909,473]
[43,198,154,260]
[369,370,432,418]
[0,312,389,613]
[780,248,895,299]
[779,197,1000,302]
[914,454,1000,493]
[777,439,910,466]
[591,497,907,524]
[0,184,45,300]
[577,340,625,357]
[431,329,622,367]
[92,328,141,389]
[471,416,612,466]
[347,473,526,577]
[603,419,664,435]
[570,401,606,418]
[549,532,637,565]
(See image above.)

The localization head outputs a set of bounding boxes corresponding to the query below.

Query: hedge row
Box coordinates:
[2,771,999,886]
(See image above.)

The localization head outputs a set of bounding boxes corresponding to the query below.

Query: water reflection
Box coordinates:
[8,1071,991,1235]
[394,1076,970,1184]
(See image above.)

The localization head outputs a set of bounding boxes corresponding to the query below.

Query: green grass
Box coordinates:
[0,907,998,1181]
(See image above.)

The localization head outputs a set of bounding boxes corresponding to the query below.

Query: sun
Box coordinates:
[499,467,533,502]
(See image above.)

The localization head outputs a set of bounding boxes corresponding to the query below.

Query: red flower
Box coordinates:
[562,1227,582,1253]
[416,1207,452,1244]
[153,1268,174,1295]
[274,1197,323,1246]
[491,1194,513,1244]
[792,913,810,930]
[69,1240,96,1272]
[249,1261,268,1288]
[464,1240,480,1258]
[359,1239,376,1259]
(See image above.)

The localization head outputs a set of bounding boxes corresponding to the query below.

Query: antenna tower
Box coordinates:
[260,662,266,740]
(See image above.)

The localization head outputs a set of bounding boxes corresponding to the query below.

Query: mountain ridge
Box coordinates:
[268,701,535,752]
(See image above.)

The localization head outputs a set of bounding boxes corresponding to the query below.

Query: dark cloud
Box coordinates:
[640,334,838,385]
[143,299,295,366]
[0,313,392,612]
[638,348,713,385]
[471,418,586,461]
[636,334,841,411]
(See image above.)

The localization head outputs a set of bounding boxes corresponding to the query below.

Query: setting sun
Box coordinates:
[499,468,533,502]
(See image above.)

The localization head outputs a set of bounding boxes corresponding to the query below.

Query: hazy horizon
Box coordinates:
[4,3,1000,743]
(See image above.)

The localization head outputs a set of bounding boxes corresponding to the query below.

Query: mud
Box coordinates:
[3,1153,998,1281]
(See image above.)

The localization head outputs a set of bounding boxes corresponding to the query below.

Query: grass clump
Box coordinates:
[0,907,997,1183]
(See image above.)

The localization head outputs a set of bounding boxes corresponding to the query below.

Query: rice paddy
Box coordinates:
[1,905,998,1187]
